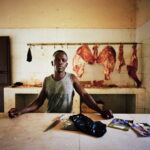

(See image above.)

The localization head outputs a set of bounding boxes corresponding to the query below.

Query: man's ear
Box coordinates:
[66,62,68,67]
[51,61,53,66]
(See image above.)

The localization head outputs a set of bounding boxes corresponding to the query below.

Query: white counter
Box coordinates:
[0,113,150,150]
[4,86,145,113]
[4,86,145,94]
[4,86,80,113]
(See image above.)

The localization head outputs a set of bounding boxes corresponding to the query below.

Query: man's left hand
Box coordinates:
[101,109,113,119]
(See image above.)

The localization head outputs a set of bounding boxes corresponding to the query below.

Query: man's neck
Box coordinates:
[52,72,66,80]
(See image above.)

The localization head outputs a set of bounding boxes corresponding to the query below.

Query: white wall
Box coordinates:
[136,20,150,112]
[0,28,141,87]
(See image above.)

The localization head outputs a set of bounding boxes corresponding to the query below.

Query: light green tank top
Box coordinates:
[43,73,74,113]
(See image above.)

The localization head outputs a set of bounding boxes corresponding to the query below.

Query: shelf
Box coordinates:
[4,86,145,94]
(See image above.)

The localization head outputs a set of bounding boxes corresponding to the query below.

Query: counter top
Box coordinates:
[0,113,150,150]
[4,86,145,94]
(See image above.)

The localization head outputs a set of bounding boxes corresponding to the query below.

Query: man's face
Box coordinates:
[52,53,68,73]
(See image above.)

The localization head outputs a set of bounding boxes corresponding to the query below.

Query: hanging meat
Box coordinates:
[73,54,86,78]
[72,45,95,78]
[73,45,116,80]
[127,44,141,87]
[76,45,95,64]
[96,46,116,80]
[117,44,125,72]
[92,45,99,61]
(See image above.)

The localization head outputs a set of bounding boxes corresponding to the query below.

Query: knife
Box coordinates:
[43,115,66,132]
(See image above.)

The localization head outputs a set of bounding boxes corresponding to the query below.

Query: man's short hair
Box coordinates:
[53,50,68,58]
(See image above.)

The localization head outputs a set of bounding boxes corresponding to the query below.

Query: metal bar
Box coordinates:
[27,42,142,46]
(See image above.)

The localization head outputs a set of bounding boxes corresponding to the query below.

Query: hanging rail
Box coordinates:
[27,42,142,46]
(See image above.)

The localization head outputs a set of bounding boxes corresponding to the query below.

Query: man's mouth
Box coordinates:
[57,66,63,69]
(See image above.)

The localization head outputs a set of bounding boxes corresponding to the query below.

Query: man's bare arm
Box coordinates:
[72,74,102,112]
[20,88,46,113]
[72,74,113,119]
[8,87,46,118]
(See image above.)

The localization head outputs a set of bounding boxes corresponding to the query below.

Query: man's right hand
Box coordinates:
[8,108,22,118]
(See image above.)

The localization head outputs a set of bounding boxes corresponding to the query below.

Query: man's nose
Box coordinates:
[58,59,63,64]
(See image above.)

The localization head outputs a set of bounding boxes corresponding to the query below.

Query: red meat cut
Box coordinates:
[96,46,116,80]
[73,54,86,78]
[73,45,94,78]
[73,45,116,80]
[117,44,125,73]
[92,45,99,61]
[127,44,141,87]
[76,45,94,64]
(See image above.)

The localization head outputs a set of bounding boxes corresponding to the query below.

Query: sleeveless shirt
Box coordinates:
[43,73,74,113]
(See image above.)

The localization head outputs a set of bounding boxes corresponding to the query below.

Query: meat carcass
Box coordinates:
[76,45,94,64]
[117,44,125,72]
[127,44,141,87]
[73,45,95,78]
[73,54,86,78]
[73,45,116,80]
[96,46,116,80]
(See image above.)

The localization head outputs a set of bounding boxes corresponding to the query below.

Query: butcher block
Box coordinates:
[0,113,150,150]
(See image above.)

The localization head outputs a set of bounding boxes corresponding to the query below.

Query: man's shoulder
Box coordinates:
[66,72,76,78]
[66,73,78,83]
[67,72,73,76]
[44,75,52,81]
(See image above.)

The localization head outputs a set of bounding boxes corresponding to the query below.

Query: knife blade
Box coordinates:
[43,115,65,132]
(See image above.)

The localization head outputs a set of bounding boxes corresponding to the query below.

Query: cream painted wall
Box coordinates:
[136,20,150,113]
[136,0,150,27]
[135,0,150,113]
[0,0,136,29]
[0,28,140,88]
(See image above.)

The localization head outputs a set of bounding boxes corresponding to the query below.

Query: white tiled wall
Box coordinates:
[0,28,141,87]
[136,20,150,113]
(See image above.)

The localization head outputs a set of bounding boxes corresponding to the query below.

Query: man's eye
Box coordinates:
[55,58,59,61]
[55,58,66,62]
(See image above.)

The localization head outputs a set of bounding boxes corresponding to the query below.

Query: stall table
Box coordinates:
[0,113,150,150]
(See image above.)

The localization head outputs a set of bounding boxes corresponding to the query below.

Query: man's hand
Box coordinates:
[8,108,22,118]
[101,109,113,119]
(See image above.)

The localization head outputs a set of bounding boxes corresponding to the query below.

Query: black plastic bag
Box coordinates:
[69,114,106,137]
[27,47,32,62]
[11,82,23,87]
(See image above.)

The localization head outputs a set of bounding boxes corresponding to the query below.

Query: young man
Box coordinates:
[8,50,113,119]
